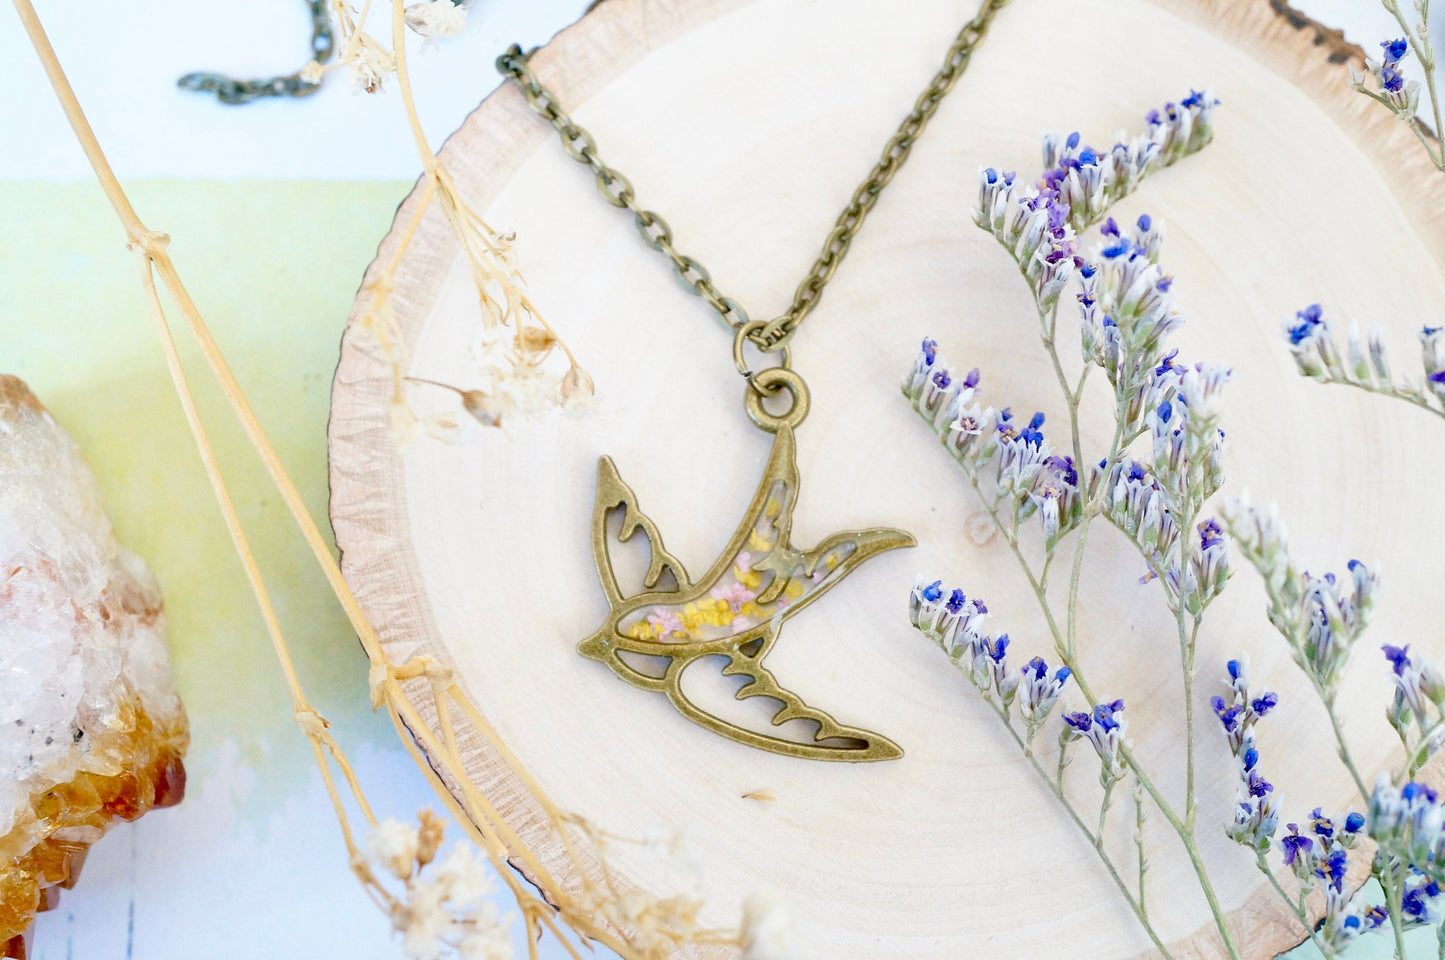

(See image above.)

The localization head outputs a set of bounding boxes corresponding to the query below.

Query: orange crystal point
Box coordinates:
[0,376,190,944]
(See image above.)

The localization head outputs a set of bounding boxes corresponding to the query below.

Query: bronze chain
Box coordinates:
[497,0,1009,354]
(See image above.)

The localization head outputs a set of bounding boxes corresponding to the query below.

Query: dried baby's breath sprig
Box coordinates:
[739,889,804,960]
[323,0,593,443]
[364,813,513,960]
[12,5,731,959]
[405,0,469,41]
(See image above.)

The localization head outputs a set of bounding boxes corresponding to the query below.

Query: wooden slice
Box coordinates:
[329,0,1445,956]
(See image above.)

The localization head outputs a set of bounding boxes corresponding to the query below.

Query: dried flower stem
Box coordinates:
[965,428,1243,959]
[1385,0,1445,168]
[950,182,1245,955]
[14,1,727,956]
[1255,854,1338,959]
[984,697,1172,957]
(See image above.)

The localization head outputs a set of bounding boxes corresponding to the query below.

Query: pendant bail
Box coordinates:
[732,321,808,432]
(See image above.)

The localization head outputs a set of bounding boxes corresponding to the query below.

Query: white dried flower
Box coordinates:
[371,818,422,880]
[299,59,326,84]
[348,34,396,93]
[740,888,804,960]
[456,922,511,960]
[431,843,494,904]
[405,0,469,40]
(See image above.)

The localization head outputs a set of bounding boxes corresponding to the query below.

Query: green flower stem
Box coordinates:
[1382,0,1445,170]
[1135,787,1149,912]
[1174,478,1199,828]
[1255,854,1335,959]
[1099,777,1117,848]
[1403,716,1445,779]
[1381,861,1409,960]
[987,701,1174,959]
[1316,372,1445,422]
[961,467,1243,960]
[1297,657,1370,803]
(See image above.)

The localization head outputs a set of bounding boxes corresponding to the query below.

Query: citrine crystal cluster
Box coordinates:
[0,376,188,957]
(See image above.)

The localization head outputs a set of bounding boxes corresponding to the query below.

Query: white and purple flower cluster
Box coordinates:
[974,92,1217,314]
[1062,699,1128,789]
[1223,497,1379,693]
[1351,37,1424,119]
[1278,807,1378,949]
[903,345,1082,544]
[909,579,1071,743]
[1078,216,1180,397]
[1212,658,1281,854]
[1285,303,1445,411]
[1369,777,1445,885]
[1382,643,1445,755]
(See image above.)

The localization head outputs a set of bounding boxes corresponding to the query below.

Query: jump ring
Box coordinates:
[744,368,810,433]
[732,320,791,382]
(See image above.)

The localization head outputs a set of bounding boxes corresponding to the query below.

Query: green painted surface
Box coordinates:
[0,179,412,786]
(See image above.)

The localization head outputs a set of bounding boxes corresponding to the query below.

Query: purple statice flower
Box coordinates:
[1023,454,1081,541]
[907,584,1049,712]
[1297,562,1376,690]
[985,634,1019,704]
[973,90,1216,316]
[1223,497,1380,692]
[1316,847,1348,893]
[1082,214,1183,392]
[1217,657,1282,852]
[908,577,947,632]
[1309,807,1337,841]
[1383,643,1444,742]
[995,408,1054,495]
[1400,871,1443,927]
[903,339,999,471]
[1183,517,1231,613]
[1284,304,1343,379]
[906,343,973,431]
[1097,458,1180,581]
[1280,824,1314,872]
[1062,698,1127,787]
[1018,656,1071,732]
[1368,775,1445,870]
[1421,326,1445,403]
[904,337,939,394]
[1360,39,1421,112]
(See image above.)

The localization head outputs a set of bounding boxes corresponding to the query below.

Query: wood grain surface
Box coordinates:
[328,0,1445,955]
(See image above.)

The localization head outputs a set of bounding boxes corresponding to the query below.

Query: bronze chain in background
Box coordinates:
[178,0,334,103]
[498,0,1011,353]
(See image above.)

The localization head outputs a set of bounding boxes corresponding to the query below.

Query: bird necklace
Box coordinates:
[498,0,1007,762]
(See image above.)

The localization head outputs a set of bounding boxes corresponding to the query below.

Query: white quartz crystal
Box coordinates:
[0,374,186,876]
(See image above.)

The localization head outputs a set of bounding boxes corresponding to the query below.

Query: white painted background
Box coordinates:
[2,1,1440,959]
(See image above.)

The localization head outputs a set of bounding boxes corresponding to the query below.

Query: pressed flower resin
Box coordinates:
[0,376,188,956]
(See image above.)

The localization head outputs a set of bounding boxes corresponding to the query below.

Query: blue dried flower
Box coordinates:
[1281,826,1313,868]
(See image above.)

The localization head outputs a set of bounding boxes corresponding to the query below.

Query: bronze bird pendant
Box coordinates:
[579,425,912,761]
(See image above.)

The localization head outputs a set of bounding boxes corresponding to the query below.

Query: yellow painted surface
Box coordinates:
[0,179,412,784]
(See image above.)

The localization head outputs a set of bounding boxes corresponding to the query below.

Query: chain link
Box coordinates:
[177,0,334,105]
[497,0,1008,351]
